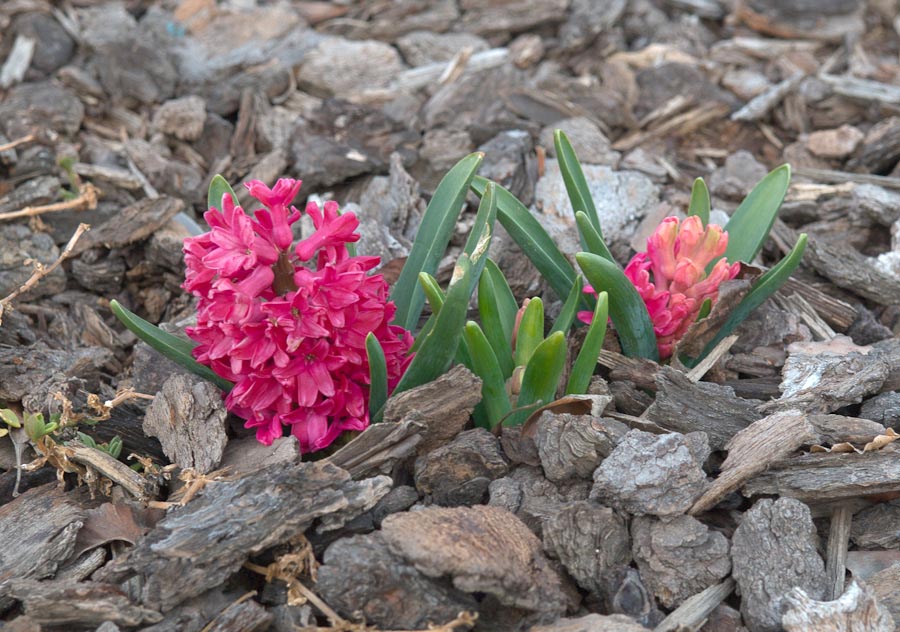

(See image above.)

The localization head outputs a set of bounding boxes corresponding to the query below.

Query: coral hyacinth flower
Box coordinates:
[581,216,739,360]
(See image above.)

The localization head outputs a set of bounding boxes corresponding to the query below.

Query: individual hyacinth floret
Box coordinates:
[581,215,740,359]
[182,178,413,451]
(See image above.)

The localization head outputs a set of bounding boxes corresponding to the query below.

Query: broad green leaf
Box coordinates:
[576,253,659,361]
[391,153,483,331]
[723,164,791,264]
[472,176,577,300]
[688,177,710,227]
[391,255,475,397]
[508,331,567,426]
[207,174,237,211]
[366,333,388,423]
[696,233,807,362]
[110,299,234,392]
[575,211,616,266]
[555,130,608,257]
[0,409,20,428]
[550,275,584,336]
[696,297,712,322]
[464,321,512,429]
[478,259,518,378]
[514,297,544,368]
[566,292,608,395]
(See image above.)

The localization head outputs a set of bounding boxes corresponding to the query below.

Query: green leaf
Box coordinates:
[696,297,712,321]
[688,177,710,227]
[108,435,123,459]
[555,130,613,263]
[575,211,616,266]
[697,234,807,362]
[76,431,97,449]
[550,275,584,336]
[207,174,237,211]
[473,176,577,301]
[109,300,234,392]
[514,297,544,367]
[576,253,659,361]
[723,164,791,264]
[566,292,608,395]
[464,322,512,429]
[418,272,445,314]
[391,153,483,331]
[366,333,389,423]
[508,331,567,426]
[478,259,518,378]
[391,255,475,397]
[462,181,497,284]
[0,409,20,428]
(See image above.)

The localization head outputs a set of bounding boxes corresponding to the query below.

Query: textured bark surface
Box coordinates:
[731,498,827,632]
[591,429,709,517]
[742,445,900,504]
[631,514,731,608]
[6,579,162,627]
[692,409,817,514]
[489,465,591,536]
[644,366,763,451]
[534,412,626,482]
[143,374,228,474]
[382,364,483,454]
[381,505,570,616]
[542,500,631,596]
[782,581,895,632]
[851,501,900,549]
[414,428,509,506]
[95,462,390,612]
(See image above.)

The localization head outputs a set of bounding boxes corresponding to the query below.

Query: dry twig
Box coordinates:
[0,222,90,324]
[0,182,99,221]
[0,133,35,153]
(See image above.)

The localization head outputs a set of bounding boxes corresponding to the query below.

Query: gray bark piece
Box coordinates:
[143,374,229,474]
[644,366,763,451]
[0,224,67,299]
[395,30,489,66]
[381,505,569,616]
[72,196,185,256]
[534,411,626,483]
[383,365,483,455]
[631,515,731,609]
[0,483,85,588]
[459,0,569,36]
[851,501,900,549]
[853,184,900,227]
[528,613,648,632]
[591,430,709,517]
[0,80,84,138]
[540,117,620,166]
[317,532,477,630]
[767,336,888,414]
[489,465,591,536]
[152,96,207,141]
[7,579,162,627]
[802,237,900,305]
[860,393,900,427]
[782,581,894,632]
[478,129,538,206]
[731,498,827,632]
[742,445,900,504]
[808,414,888,446]
[94,462,390,612]
[297,38,405,97]
[414,428,509,506]
[542,500,631,596]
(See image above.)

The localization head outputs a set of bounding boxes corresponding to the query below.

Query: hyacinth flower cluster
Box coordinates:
[181,179,413,451]
[581,216,740,359]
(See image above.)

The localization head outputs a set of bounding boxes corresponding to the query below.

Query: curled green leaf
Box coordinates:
[508,331,567,426]
[723,164,791,265]
[478,259,517,378]
[513,297,544,368]
[550,275,584,336]
[576,252,659,361]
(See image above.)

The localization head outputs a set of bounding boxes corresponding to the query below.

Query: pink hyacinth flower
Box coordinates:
[182,178,413,452]
[581,215,739,360]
